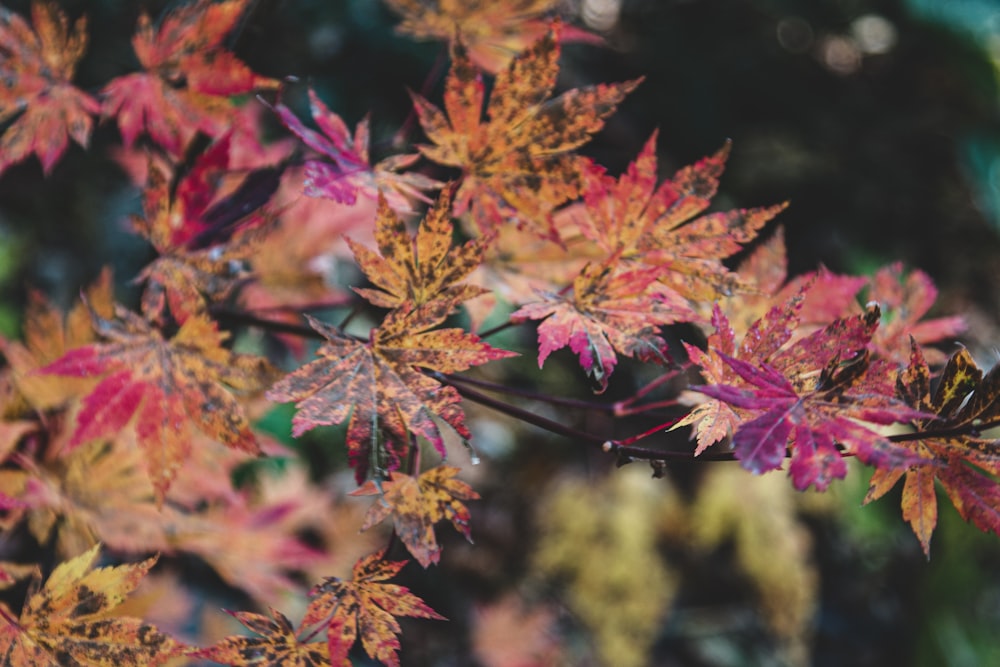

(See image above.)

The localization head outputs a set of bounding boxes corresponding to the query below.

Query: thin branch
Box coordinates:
[608,441,740,463]
[210,305,323,339]
[888,418,1000,443]
[440,372,620,412]
[439,375,608,444]
[477,320,521,339]
[210,304,367,342]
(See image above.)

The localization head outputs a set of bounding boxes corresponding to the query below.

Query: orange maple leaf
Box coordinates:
[384,0,602,73]
[866,344,1000,557]
[0,267,114,412]
[266,304,516,483]
[352,465,480,568]
[0,439,167,559]
[196,608,331,666]
[101,0,278,156]
[0,0,99,174]
[348,187,489,310]
[0,544,181,665]
[38,307,274,499]
[573,130,786,302]
[411,21,640,239]
[301,549,445,667]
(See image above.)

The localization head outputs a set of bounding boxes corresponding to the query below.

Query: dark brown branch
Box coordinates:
[438,374,608,444]
[440,372,619,412]
[887,418,1000,443]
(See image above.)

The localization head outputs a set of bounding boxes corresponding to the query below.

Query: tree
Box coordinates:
[0,1,998,665]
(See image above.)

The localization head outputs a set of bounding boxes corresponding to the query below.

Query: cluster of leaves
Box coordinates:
[0,0,997,664]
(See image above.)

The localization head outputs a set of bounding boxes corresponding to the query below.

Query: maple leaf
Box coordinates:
[38,306,274,499]
[384,0,602,73]
[301,549,445,667]
[717,227,866,337]
[674,305,745,454]
[348,187,489,310]
[133,144,277,324]
[865,343,1000,557]
[101,0,278,156]
[472,593,564,667]
[695,306,929,490]
[166,477,327,604]
[0,0,99,174]
[678,279,865,455]
[411,21,641,239]
[271,88,441,213]
[4,439,167,558]
[865,262,966,365]
[196,608,330,666]
[266,304,515,483]
[513,260,690,393]
[0,544,181,665]
[0,267,114,412]
[351,465,480,568]
[572,130,786,302]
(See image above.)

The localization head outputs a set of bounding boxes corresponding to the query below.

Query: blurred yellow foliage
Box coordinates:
[689,464,818,665]
[532,463,820,666]
[533,466,682,667]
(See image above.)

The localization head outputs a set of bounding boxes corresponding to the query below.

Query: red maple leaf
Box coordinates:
[720,227,867,337]
[695,306,929,490]
[131,137,280,324]
[0,1,99,174]
[865,262,966,364]
[101,0,278,156]
[675,284,812,454]
[266,304,515,484]
[38,307,273,498]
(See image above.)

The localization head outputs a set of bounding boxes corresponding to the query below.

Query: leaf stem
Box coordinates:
[614,398,683,417]
[613,367,688,413]
[387,44,450,151]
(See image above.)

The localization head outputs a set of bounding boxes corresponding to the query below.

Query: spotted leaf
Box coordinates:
[351,465,480,568]
[0,544,181,665]
[301,549,444,667]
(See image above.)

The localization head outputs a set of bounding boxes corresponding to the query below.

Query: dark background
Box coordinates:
[2,1,1000,665]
